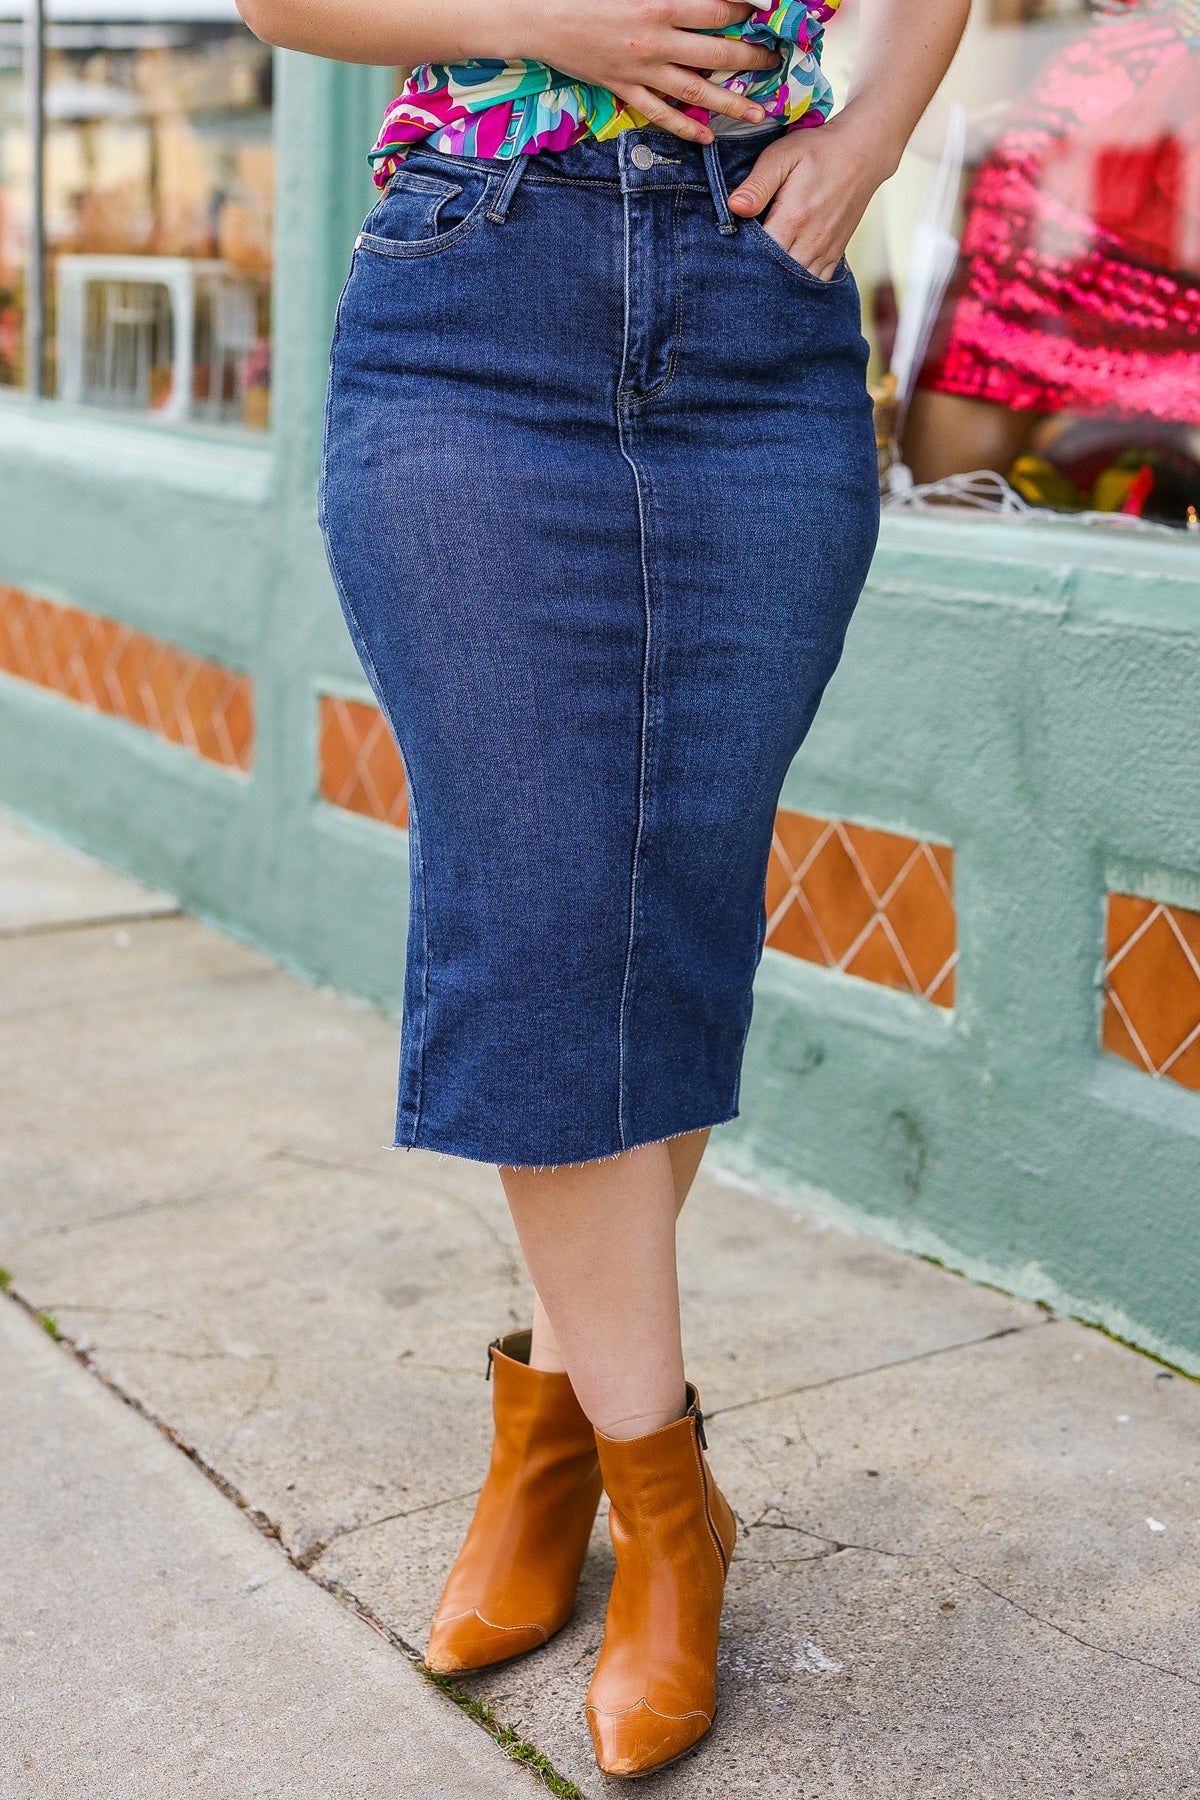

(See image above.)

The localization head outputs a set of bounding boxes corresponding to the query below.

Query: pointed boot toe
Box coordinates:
[586,1386,736,1779]
[587,1697,711,1778]
[425,1607,548,1674]
[424,1330,603,1674]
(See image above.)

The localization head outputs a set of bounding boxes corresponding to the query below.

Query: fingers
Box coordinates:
[654,67,769,125]
[726,136,795,213]
[617,85,715,143]
[672,0,757,24]
[664,31,781,72]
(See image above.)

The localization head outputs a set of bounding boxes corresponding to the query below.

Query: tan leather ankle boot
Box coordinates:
[424,1329,603,1674]
[586,1387,737,1778]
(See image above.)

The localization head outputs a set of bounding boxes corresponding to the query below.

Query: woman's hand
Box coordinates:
[512,0,780,144]
[725,0,971,279]
[727,111,896,280]
[237,0,778,131]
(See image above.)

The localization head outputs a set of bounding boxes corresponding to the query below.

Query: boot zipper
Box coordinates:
[485,1335,502,1379]
[688,1398,708,1449]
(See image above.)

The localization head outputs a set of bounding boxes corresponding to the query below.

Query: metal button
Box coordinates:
[630,144,655,171]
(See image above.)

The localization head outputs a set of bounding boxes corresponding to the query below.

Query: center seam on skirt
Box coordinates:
[614,181,657,1151]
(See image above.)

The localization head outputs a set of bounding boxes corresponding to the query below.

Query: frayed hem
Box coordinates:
[383,1113,739,1175]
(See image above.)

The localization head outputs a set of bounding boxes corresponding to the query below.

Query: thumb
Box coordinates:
[726,140,794,215]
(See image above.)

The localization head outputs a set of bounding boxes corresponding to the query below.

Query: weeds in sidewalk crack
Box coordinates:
[425,1672,588,1799]
[313,1576,586,1797]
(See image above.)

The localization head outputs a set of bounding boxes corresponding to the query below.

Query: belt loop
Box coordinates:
[487,151,530,225]
[703,138,738,236]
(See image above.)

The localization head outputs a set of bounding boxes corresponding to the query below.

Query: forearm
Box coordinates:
[235,0,527,68]
[836,0,971,176]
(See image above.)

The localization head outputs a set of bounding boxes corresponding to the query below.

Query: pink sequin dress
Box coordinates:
[921,5,1200,422]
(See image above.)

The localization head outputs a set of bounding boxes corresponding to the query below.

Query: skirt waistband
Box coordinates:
[399,121,791,233]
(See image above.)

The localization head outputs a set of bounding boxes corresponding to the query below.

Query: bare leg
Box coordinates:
[526,1126,711,1376]
[903,388,1040,486]
[666,1125,711,1215]
[503,1140,691,1438]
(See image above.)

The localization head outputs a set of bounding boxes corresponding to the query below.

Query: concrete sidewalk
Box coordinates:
[2,810,1198,1799]
[1,1298,540,1799]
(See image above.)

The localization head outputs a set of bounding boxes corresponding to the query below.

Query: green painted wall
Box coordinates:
[2,57,1198,1371]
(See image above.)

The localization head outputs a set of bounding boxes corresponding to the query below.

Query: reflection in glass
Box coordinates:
[0,10,26,388]
[36,3,273,427]
[838,0,1200,529]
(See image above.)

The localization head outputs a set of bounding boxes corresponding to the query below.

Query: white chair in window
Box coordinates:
[204,277,259,422]
[93,279,162,412]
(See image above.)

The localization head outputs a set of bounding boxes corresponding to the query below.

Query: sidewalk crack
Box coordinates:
[952,1567,1200,1692]
[0,907,183,940]
[301,1486,484,1571]
[707,1319,1051,1421]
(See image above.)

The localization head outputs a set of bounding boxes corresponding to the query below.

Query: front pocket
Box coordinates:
[355,168,497,259]
[742,218,850,291]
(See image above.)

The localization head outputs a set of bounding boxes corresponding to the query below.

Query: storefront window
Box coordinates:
[0,10,27,386]
[836,0,1200,531]
[1,0,272,429]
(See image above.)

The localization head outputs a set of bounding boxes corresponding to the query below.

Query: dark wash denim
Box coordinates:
[319,123,880,1167]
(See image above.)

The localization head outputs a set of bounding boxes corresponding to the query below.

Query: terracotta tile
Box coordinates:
[764,866,826,964]
[929,840,954,886]
[927,961,957,1009]
[0,590,21,675]
[771,809,831,875]
[1101,991,1150,1072]
[797,827,880,963]
[318,699,357,805]
[363,716,407,825]
[764,833,795,928]
[65,618,106,708]
[179,663,225,759]
[844,919,913,993]
[882,849,958,995]
[19,598,53,688]
[218,679,255,772]
[1166,1035,1200,1092]
[100,627,135,715]
[1,612,31,683]
[841,820,919,902]
[318,697,407,828]
[766,807,957,1009]
[1103,896,1200,1085]
[110,633,151,724]
[147,647,191,742]
[0,583,253,771]
[1106,892,1156,960]
[47,607,80,693]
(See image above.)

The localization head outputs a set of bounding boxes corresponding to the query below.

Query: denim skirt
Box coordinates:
[319,123,880,1167]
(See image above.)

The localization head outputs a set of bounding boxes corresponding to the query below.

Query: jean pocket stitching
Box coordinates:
[355,176,498,259]
[742,218,849,290]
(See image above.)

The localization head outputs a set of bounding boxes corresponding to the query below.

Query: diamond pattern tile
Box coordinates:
[315,705,960,1010]
[318,695,407,827]
[1103,893,1200,1091]
[766,811,957,1008]
[0,584,253,771]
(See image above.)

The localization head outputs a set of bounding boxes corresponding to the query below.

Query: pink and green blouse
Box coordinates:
[369,1,842,189]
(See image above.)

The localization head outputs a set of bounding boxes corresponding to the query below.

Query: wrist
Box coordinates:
[825,98,908,182]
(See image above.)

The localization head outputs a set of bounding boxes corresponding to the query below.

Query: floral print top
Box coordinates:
[369,1,842,188]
